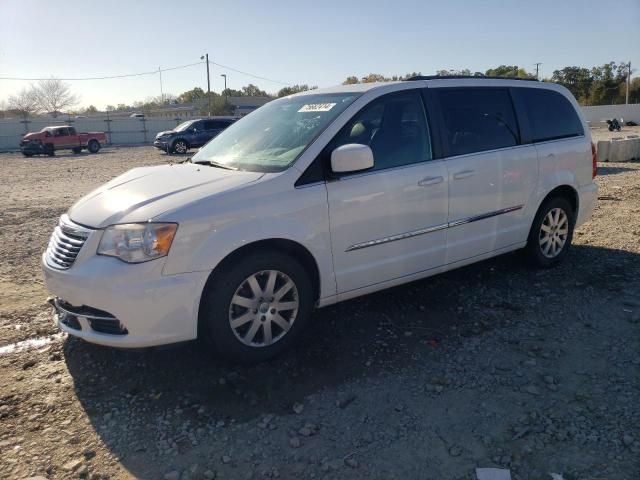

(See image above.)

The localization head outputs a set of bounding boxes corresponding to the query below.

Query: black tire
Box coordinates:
[44,144,55,156]
[22,152,34,157]
[171,139,189,154]
[87,140,100,153]
[72,147,82,154]
[524,196,575,268]
[199,251,314,363]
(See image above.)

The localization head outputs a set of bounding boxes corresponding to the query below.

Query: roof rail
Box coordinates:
[405,75,539,82]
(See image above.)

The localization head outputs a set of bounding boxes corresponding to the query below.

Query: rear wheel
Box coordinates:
[87,140,100,153]
[525,197,575,268]
[22,152,34,157]
[200,252,313,363]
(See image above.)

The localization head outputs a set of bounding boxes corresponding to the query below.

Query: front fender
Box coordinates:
[162,183,337,300]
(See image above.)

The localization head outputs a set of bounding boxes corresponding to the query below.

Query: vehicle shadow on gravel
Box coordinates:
[63,244,640,476]
[596,164,637,176]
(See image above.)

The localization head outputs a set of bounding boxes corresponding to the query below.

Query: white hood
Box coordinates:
[68,163,264,228]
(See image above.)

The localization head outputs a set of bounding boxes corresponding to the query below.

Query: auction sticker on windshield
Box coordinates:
[298,103,336,113]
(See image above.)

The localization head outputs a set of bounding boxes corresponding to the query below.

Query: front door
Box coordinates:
[326,90,449,294]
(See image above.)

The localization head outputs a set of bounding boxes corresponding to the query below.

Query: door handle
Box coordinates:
[453,170,475,180]
[418,176,444,187]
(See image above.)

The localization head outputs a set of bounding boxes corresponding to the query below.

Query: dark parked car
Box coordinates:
[154,118,235,154]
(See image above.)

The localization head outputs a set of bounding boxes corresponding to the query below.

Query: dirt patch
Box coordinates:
[0,146,638,479]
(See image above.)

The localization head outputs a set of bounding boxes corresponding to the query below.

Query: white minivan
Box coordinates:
[43,77,598,362]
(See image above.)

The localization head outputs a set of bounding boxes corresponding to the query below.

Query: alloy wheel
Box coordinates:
[174,141,187,154]
[539,207,569,258]
[228,270,299,347]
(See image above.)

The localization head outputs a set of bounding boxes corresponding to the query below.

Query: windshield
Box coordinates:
[192,93,360,172]
[174,121,194,132]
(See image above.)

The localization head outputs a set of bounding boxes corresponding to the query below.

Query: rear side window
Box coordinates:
[516,88,584,142]
[436,88,519,156]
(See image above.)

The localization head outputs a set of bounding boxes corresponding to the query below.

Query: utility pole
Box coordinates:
[200,54,211,116]
[534,63,542,80]
[158,66,164,103]
[626,62,631,105]
[220,74,227,106]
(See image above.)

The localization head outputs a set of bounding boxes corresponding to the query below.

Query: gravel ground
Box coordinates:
[0,145,639,480]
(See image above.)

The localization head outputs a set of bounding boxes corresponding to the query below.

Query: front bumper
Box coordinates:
[153,138,171,150]
[42,248,209,348]
[20,141,44,155]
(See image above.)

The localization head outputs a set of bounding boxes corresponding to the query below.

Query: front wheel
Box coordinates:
[524,197,575,268]
[72,147,82,154]
[44,144,55,156]
[200,252,313,363]
[171,139,188,154]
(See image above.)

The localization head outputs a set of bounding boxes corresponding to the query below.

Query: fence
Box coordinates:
[582,104,640,125]
[0,115,188,152]
[2,104,640,152]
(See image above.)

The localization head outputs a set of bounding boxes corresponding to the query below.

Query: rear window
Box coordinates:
[516,88,584,142]
[436,88,519,156]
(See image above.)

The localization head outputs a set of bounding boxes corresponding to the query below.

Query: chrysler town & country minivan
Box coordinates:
[43,77,598,362]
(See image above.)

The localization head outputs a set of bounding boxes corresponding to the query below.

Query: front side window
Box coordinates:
[515,88,584,142]
[192,93,359,172]
[55,128,69,137]
[330,90,432,172]
[437,88,519,156]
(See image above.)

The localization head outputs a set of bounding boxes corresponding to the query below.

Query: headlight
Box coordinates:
[97,223,178,263]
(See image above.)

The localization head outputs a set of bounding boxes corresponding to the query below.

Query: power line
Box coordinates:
[0,60,291,85]
[209,61,290,86]
[0,61,204,81]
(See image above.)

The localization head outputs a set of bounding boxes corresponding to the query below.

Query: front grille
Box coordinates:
[45,214,92,269]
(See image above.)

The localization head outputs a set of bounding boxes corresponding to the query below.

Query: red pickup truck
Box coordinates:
[20,126,106,157]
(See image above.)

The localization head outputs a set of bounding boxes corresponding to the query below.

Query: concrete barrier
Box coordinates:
[596,136,640,162]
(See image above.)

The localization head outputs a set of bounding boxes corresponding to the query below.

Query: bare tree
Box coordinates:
[7,87,40,118]
[34,78,79,117]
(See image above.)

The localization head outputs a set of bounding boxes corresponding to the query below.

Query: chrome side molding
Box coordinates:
[346,205,524,252]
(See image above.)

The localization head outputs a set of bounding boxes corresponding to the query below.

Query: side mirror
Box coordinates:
[45,131,51,137]
[330,144,374,174]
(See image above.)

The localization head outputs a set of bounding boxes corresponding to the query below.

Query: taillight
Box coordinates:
[591,142,597,178]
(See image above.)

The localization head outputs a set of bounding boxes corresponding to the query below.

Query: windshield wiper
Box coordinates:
[194,160,238,170]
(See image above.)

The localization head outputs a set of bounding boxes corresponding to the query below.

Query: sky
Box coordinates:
[1,0,639,110]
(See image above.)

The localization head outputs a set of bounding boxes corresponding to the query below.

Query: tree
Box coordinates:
[241,84,268,96]
[7,87,40,118]
[33,78,78,117]
[485,65,534,78]
[276,84,317,97]
[84,105,98,114]
[177,87,206,104]
[342,72,422,84]
[436,69,472,77]
[105,105,115,112]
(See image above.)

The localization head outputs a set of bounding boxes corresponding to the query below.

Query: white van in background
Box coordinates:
[42,76,598,362]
